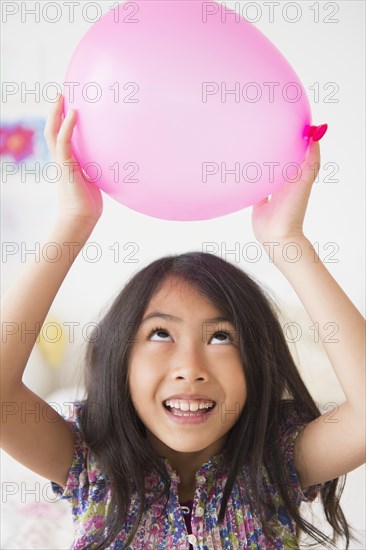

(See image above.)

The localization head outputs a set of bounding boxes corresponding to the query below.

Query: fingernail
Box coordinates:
[307,124,328,141]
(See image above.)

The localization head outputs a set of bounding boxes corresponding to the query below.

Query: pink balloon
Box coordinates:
[63,0,312,221]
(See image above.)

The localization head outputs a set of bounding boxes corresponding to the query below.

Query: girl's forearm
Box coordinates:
[1,217,96,394]
[267,235,366,413]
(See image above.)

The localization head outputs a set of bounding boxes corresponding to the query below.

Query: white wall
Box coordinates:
[1,1,365,548]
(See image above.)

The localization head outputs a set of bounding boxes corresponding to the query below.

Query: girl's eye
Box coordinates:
[147,326,234,344]
[211,332,233,344]
[148,327,172,341]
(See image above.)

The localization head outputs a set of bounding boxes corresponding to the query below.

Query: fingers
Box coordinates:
[56,108,78,163]
[44,94,64,159]
[43,94,78,163]
[300,139,321,184]
[255,197,269,207]
[306,138,320,163]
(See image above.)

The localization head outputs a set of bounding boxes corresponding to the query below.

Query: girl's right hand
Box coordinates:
[44,94,103,228]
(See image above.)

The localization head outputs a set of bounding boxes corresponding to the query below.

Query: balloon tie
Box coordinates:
[306,124,328,141]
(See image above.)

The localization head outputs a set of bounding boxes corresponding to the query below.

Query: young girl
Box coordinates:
[1,95,365,550]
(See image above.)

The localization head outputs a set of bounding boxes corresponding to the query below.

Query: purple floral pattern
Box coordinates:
[51,402,323,549]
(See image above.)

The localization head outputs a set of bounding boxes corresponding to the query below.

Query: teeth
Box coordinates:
[164,400,215,412]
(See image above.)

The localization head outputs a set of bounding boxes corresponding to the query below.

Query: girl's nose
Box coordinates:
[171,346,209,381]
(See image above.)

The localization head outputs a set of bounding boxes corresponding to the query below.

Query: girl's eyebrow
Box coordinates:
[141,312,234,325]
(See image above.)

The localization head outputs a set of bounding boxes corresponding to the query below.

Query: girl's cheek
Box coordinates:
[141,344,173,359]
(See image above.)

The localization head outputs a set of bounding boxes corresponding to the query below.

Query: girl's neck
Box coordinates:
[148,431,226,492]
[178,482,195,503]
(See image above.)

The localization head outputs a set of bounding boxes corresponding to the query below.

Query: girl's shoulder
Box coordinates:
[50,400,106,501]
[277,399,314,448]
[265,399,323,506]
[278,399,310,430]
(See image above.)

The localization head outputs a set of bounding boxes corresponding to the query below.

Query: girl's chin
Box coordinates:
[146,433,211,456]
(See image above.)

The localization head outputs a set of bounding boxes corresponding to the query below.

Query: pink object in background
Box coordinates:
[64,0,315,221]
[0,124,35,162]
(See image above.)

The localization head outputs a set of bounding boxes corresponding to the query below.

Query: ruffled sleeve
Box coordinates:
[278,400,324,506]
[50,401,106,503]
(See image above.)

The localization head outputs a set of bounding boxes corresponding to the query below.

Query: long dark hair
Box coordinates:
[79,251,357,549]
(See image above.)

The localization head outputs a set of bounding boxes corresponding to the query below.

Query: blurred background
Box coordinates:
[1,0,365,548]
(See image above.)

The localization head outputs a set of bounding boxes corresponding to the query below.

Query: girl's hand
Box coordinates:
[251,139,321,246]
[44,94,103,228]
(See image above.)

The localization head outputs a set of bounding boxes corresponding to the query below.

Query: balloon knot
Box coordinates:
[306,124,328,141]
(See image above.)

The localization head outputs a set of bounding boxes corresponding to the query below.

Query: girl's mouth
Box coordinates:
[163,401,216,416]
[162,401,217,424]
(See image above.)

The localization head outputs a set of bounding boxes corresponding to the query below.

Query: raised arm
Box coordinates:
[251,138,366,489]
[0,95,103,486]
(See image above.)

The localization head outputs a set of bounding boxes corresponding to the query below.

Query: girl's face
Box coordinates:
[128,276,247,457]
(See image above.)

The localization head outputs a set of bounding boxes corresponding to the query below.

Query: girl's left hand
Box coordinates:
[251,139,321,245]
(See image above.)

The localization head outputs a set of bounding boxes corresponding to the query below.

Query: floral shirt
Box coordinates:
[51,401,323,549]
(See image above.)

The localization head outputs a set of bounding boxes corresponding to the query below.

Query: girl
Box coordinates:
[1,95,365,550]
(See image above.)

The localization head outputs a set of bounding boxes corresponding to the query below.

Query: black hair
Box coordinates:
[79,251,357,548]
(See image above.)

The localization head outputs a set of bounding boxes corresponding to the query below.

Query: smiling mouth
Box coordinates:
[163,402,216,416]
